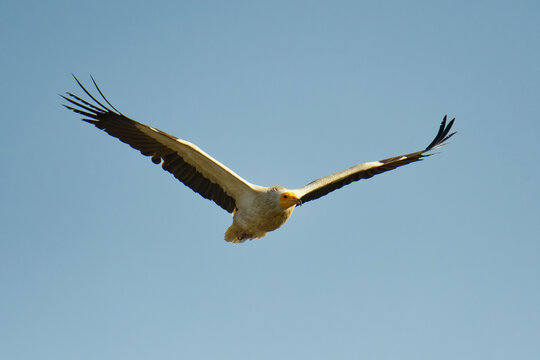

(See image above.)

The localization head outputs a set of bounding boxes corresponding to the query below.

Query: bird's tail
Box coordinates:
[225,224,247,244]
[225,224,267,244]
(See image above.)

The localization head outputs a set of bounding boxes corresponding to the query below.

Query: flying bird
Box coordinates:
[62,76,456,243]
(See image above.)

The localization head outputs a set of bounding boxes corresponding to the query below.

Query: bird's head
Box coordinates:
[279,192,302,209]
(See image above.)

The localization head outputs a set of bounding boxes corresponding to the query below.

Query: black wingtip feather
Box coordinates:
[63,105,99,119]
[61,76,122,123]
[71,74,113,113]
[61,95,103,117]
[424,115,456,152]
[90,75,122,114]
[65,92,106,113]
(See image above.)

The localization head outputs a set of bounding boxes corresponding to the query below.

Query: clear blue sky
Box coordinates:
[2,1,539,359]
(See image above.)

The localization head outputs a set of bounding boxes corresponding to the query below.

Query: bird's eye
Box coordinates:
[283,195,288,198]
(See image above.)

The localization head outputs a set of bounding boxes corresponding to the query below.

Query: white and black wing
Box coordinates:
[294,117,456,204]
[62,76,259,213]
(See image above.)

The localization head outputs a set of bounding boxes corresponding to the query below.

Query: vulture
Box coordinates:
[62,76,456,243]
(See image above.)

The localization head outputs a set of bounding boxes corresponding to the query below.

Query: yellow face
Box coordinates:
[279,192,302,209]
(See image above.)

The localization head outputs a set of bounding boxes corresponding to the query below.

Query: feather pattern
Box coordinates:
[295,116,456,204]
[62,75,258,213]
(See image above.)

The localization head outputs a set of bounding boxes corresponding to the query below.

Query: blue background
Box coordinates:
[2,1,539,359]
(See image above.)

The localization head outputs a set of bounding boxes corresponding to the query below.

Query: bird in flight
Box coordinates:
[62,76,456,243]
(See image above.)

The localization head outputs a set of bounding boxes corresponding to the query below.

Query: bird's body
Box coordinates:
[226,187,297,243]
[63,76,456,243]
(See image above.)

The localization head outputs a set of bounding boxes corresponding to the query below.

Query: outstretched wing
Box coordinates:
[62,76,260,213]
[294,117,456,204]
